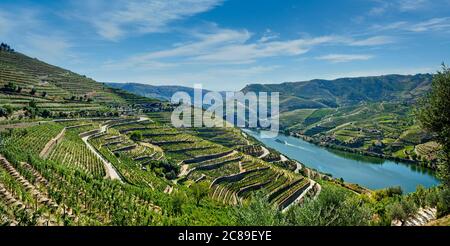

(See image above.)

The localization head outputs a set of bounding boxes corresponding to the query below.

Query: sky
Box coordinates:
[1,0,450,91]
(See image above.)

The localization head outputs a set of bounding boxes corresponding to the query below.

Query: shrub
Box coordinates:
[130,131,143,141]
[190,181,209,206]
[285,186,372,226]
[235,191,284,226]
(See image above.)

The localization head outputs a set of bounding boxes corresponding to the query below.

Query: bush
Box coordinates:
[170,191,186,215]
[0,105,13,118]
[437,188,450,216]
[3,82,17,92]
[190,181,209,206]
[130,131,143,141]
[235,191,284,226]
[285,186,372,226]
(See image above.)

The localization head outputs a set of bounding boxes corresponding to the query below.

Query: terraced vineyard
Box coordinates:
[80,113,314,209]
[4,123,65,155]
[0,48,317,225]
[1,50,168,119]
[47,129,106,179]
[279,102,436,166]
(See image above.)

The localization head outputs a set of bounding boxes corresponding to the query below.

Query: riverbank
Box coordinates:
[244,128,439,193]
[289,132,436,170]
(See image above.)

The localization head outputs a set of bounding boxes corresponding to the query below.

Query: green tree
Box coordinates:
[386,198,417,224]
[417,65,450,187]
[0,105,13,119]
[235,191,284,226]
[386,201,407,223]
[170,191,186,216]
[29,100,38,109]
[40,109,52,118]
[130,131,143,141]
[190,181,209,206]
[285,186,372,226]
[3,82,17,92]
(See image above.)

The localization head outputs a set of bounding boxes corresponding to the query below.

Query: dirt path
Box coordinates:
[81,126,123,182]
[281,180,318,213]
[258,146,270,159]
[178,164,189,178]
[39,128,66,158]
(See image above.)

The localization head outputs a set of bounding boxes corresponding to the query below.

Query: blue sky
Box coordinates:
[1,0,450,90]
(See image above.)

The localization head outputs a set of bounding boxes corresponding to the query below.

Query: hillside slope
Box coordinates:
[0,48,160,117]
[106,82,214,102]
[243,74,432,111]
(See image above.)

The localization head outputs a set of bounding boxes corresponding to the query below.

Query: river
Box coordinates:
[244,129,439,193]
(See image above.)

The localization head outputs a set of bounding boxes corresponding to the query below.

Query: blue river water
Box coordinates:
[244,129,440,193]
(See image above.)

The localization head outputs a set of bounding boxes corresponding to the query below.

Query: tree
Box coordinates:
[0,105,14,119]
[3,82,17,92]
[285,186,372,226]
[417,65,450,187]
[30,88,37,95]
[0,107,10,118]
[190,181,209,206]
[0,43,14,52]
[29,100,37,108]
[235,191,284,226]
[3,105,13,118]
[386,198,417,224]
[386,201,407,223]
[170,191,186,215]
[23,106,37,118]
[40,109,52,118]
[130,131,143,141]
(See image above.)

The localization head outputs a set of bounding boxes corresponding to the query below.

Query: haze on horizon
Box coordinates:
[1,0,450,91]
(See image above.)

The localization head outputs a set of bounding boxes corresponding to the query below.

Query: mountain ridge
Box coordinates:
[242,73,433,112]
[106,82,215,102]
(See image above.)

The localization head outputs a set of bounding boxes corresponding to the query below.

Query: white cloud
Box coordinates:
[103,27,344,67]
[408,17,450,32]
[0,9,42,36]
[397,0,428,11]
[258,29,280,43]
[372,17,450,33]
[316,54,374,63]
[0,12,10,35]
[191,36,335,64]
[71,0,224,40]
[139,28,252,60]
[368,0,433,15]
[20,34,76,64]
[100,24,395,69]
[0,8,77,64]
[349,36,395,46]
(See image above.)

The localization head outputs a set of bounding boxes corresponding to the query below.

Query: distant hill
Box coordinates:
[106,82,224,103]
[242,74,432,112]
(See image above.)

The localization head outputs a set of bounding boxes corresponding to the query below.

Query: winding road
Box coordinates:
[82,116,151,182]
[281,180,318,213]
[258,146,270,159]
[82,130,123,182]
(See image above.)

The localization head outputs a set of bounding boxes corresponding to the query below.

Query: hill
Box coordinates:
[0,47,162,119]
[243,74,432,111]
[243,74,436,168]
[0,45,319,226]
[106,82,215,102]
